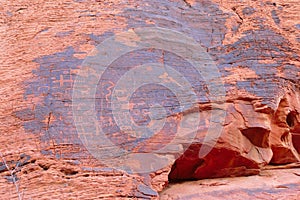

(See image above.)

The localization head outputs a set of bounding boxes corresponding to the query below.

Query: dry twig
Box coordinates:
[0,152,22,200]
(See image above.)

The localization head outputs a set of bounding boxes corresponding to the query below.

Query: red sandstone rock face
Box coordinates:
[1,0,300,199]
[169,90,300,180]
[162,168,300,199]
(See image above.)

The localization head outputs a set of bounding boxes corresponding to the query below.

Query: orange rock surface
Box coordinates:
[162,167,300,200]
[0,0,300,199]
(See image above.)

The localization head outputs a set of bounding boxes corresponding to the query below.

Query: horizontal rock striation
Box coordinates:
[1,0,299,199]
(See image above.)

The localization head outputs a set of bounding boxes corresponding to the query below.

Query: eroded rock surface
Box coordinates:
[1,0,300,199]
[169,90,300,180]
[162,168,300,200]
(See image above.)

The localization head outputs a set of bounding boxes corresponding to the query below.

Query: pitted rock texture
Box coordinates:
[0,0,300,199]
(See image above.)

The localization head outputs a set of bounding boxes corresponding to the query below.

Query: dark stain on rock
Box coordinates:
[242,7,256,16]
[15,0,300,167]
[271,10,280,24]
[17,47,86,159]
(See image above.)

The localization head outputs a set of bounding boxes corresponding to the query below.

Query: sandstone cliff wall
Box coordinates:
[0,0,300,199]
